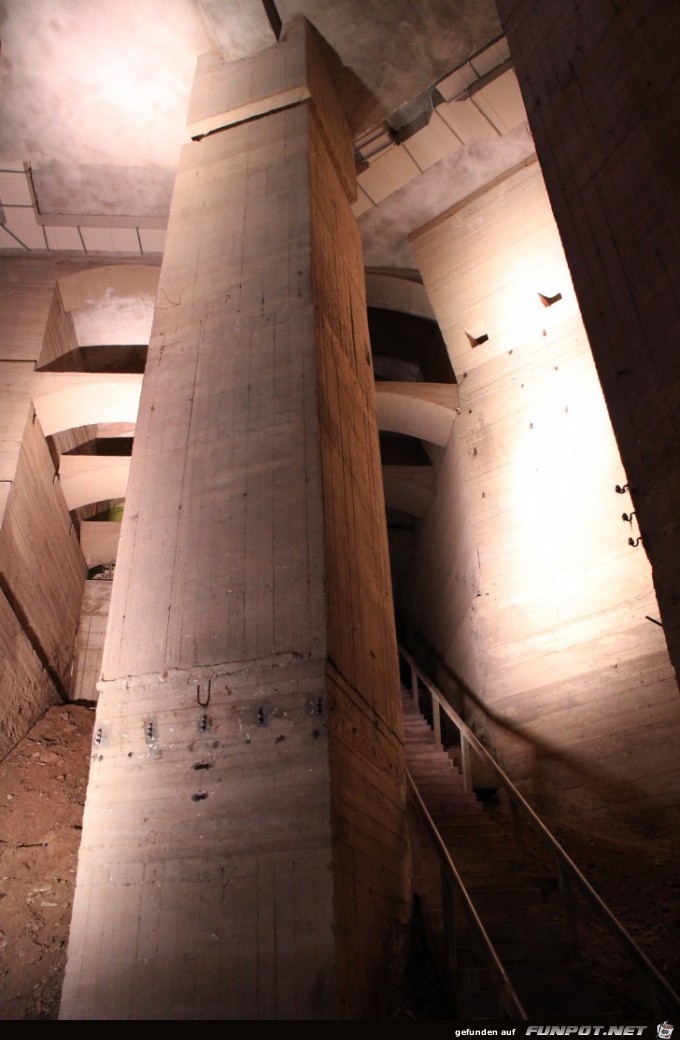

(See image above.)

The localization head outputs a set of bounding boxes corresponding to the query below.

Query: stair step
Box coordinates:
[456,938,570,968]
[409,784,476,799]
[407,769,470,784]
[415,800,483,817]
[401,688,621,1019]
[407,755,462,766]
[467,876,560,903]
[460,902,562,928]
[406,763,461,777]
[429,818,495,833]
[407,770,468,785]
[408,782,471,795]
[405,744,456,756]
[505,965,614,1016]
[456,993,503,1020]
[456,919,567,948]
[432,836,507,854]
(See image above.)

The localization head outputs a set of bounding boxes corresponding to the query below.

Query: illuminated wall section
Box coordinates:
[407,161,680,833]
[496,0,680,690]
[60,21,408,1021]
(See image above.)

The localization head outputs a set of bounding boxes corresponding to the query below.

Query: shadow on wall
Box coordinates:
[399,626,676,841]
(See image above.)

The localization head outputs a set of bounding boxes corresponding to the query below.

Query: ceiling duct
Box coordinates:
[386,88,435,144]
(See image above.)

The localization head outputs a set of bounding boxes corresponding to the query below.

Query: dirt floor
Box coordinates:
[0,703,94,1020]
[0,703,678,1020]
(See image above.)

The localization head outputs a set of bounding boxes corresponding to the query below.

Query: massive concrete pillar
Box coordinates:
[495,0,680,687]
[60,21,409,1020]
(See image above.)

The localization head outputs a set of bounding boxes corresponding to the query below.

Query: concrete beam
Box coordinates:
[365,270,436,320]
[375,381,459,445]
[58,455,130,511]
[80,520,122,568]
[382,464,433,518]
[32,372,142,436]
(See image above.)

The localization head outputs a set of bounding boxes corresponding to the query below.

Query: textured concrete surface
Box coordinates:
[407,161,680,835]
[497,0,680,690]
[61,25,408,1019]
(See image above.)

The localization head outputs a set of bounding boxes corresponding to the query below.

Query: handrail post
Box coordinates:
[410,663,418,708]
[441,860,457,981]
[433,691,442,749]
[646,977,664,1021]
[460,732,472,794]
[509,798,524,870]
[555,855,580,963]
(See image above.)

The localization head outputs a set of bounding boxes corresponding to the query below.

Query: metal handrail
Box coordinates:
[407,768,528,1020]
[399,643,680,1017]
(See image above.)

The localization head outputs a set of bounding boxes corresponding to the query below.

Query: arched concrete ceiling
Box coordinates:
[59,266,160,311]
[365,270,435,320]
[382,465,433,519]
[32,373,143,436]
[0,0,501,165]
[79,520,122,568]
[375,382,459,447]
[58,266,160,346]
[0,0,511,255]
[277,0,502,126]
[0,0,213,170]
[58,455,131,511]
[359,132,534,269]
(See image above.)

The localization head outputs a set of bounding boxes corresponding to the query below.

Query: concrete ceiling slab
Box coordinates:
[0,0,517,261]
[0,0,213,167]
[197,0,277,60]
[32,162,175,218]
[277,0,502,129]
[359,126,536,268]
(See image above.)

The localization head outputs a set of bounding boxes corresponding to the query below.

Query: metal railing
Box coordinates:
[407,768,528,1019]
[399,643,680,1019]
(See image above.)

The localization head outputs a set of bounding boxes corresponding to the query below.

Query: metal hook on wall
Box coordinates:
[197,679,211,708]
[615,483,630,494]
[628,536,642,548]
[622,512,636,525]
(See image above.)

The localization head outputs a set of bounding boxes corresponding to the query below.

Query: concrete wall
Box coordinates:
[0,258,88,755]
[0,257,57,522]
[0,253,157,757]
[0,411,86,692]
[70,579,112,703]
[496,0,680,689]
[309,107,410,1017]
[406,162,680,838]
[38,285,78,369]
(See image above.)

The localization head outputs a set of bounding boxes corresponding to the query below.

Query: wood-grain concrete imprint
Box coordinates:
[60,21,409,1020]
[408,162,680,832]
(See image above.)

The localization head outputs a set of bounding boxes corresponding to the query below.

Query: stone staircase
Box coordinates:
[401,688,623,1019]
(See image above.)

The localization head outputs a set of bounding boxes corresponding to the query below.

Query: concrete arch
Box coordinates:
[58,264,160,347]
[32,373,143,436]
[375,382,459,446]
[382,466,433,519]
[365,269,435,320]
[58,455,131,512]
[80,521,122,568]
